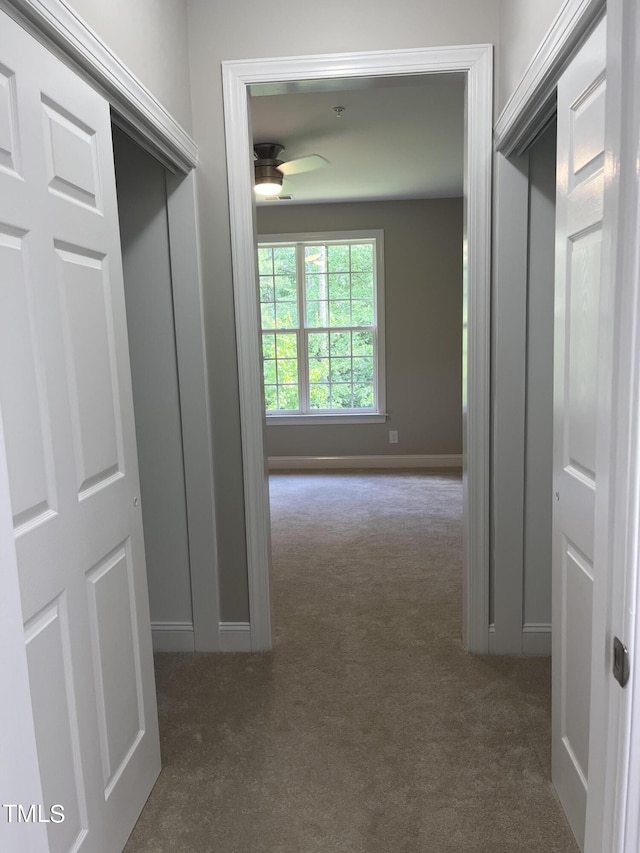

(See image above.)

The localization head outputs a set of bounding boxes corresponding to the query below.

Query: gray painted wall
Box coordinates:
[523,121,556,626]
[186,0,499,621]
[257,199,463,458]
[497,0,566,112]
[113,128,193,627]
[67,0,193,133]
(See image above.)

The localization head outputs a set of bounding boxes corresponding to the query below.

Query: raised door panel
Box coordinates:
[562,543,593,782]
[86,543,144,798]
[566,229,601,483]
[0,225,56,533]
[0,61,20,177]
[25,598,89,853]
[41,94,102,211]
[56,244,124,498]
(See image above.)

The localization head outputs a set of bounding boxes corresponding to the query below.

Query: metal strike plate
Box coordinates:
[613,637,630,688]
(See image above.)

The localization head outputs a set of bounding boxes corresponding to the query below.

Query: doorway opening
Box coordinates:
[111,125,220,653]
[249,73,467,647]
[222,45,493,653]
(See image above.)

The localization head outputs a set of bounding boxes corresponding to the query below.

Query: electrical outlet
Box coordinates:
[389,430,398,444]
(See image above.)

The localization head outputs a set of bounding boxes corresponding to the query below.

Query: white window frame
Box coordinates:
[258,229,387,425]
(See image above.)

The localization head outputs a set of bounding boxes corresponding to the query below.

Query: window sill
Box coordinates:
[265,413,388,426]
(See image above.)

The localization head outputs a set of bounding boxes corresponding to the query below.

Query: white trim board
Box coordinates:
[268,455,463,470]
[151,622,195,652]
[222,45,492,656]
[491,152,529,656]
[522,623,552,656]
[495,0,605,156]
[219,622,252,653]
[2,0,197,173]
[166,171,221,651]
[488,623,551,656]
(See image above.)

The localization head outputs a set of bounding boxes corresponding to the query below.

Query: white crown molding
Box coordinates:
[494,0,605,156]
[2,0,197,173]
[268,454,463,470]
[223,44,492,656]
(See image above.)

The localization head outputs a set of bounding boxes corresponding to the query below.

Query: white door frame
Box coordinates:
[0,0,221,651]
[222,45,493,653]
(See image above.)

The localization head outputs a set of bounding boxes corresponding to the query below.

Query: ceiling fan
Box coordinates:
[253,142,328,196]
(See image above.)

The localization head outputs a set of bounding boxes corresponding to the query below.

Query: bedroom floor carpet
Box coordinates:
[124,471,578,852]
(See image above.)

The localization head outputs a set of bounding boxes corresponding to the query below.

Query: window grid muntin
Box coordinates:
[261,329,301,412]
[259,235,381,415]
[305,327,377,412]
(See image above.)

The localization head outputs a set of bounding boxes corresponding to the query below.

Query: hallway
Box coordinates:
[125,471,577,852]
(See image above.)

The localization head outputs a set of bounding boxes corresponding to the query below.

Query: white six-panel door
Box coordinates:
[552,18,607,852]
[0,11,160,852]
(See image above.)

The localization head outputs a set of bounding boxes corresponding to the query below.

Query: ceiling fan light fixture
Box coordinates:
[254,182,283,196]
[254,157,284,196]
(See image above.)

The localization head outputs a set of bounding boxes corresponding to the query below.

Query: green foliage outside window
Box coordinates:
[259,238,379,414]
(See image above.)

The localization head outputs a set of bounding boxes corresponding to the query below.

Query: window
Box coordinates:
[257,231,386,423]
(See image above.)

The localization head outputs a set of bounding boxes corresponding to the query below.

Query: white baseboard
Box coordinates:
[268,454,463,471]
[522,623,552,656]
[151,621,195,652]
[488,622,551,656]
[219,621,252,652]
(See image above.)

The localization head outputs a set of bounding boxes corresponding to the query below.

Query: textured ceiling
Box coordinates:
[250,73,465,206]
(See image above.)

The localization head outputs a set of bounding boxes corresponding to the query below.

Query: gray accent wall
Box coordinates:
[523,121,556,627]
[113,128,194,627]
[257,199,463,459]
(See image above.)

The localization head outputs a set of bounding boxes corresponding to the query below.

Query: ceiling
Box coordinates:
[249,73,466,206]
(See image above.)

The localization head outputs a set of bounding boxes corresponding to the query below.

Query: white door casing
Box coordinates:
[0,10,160,852]
[552,18,607,850]
[222,45,493,653]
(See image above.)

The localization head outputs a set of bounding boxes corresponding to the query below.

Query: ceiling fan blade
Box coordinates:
[277,154,328,176]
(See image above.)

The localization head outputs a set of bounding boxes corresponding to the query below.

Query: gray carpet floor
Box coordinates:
[124,471,578,852]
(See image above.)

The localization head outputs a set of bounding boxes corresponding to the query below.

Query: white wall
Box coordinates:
[113,128,193,630]
[258,199,463,459]
[497,0,566,112]
[66,0,193,133]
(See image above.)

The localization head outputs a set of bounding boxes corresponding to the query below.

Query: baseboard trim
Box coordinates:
[488,622,551,656]
[219,622,252,652]
[522,623,552,656]
[151,621,195,652]
[268,454,463,471]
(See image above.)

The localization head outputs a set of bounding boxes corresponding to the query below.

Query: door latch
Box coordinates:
[613,637,630,688]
